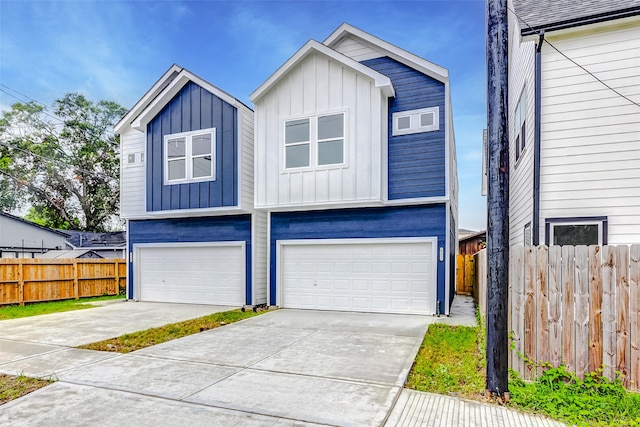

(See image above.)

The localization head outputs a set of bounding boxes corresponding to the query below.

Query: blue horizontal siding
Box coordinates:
[269,204,447,308]
[146,81,238,212]
[128,215,252,304]
[361,57,446,200]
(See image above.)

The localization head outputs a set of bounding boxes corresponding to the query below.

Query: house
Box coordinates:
[508,0,640,246]
[251,24,458,315]
[0,212,68,258]
[64,231,126,258]
[114,66,266,307]
[458,229,486,256]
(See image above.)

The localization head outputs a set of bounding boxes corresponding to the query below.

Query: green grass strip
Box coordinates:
[0,374,53,405]
[77,308,264,353]
[0,295,124,320]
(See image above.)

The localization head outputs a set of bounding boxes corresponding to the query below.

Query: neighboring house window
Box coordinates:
[546,217,608,246]
[524,222,531,246]
[164,128,216,184]
[392,106,439,136]
[284,113,345,170]
[514,89,526,161]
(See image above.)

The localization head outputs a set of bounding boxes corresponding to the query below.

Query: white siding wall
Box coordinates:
[120,127,147,219]
[239,105,255,211]
[539,21,640,245]
[254,52,385,209]
[508,11,536,246]
[332,36,382,62]
[252,211,268,305]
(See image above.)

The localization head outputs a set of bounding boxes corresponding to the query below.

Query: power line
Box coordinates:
[0,86,67,124]
[507,6,640,109]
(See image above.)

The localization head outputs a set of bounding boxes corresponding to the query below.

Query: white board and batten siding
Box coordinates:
[254,52,385,209]
[278,238,437,315]
[508,12,536,247]
[135,242,245,306]
[239,103,255,211]
[539,21,640,244]
[120,127,147,219]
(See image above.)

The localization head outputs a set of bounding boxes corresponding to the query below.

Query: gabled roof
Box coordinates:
[115,65,252,133]
[0,212,69,237]
[513,0,640,36]
[250,39,395,102]
[324,23,449,84]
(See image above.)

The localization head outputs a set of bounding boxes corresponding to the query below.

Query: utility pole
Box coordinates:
[486,0,509,401]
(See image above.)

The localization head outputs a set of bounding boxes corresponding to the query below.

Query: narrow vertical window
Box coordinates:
[285,118,310,168]
[167,137,186,181]
[317,114,344,166]
[514,89,526,161]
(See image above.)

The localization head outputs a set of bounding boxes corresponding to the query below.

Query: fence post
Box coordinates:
[73,260,79,300]
[18,260,24,306]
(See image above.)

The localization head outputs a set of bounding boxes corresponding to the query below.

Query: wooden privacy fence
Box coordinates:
[0,258,126,305]
[509,245,640,391]
[456,254,475,295]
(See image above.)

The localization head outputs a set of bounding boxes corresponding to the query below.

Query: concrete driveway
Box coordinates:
[0,303,433,426]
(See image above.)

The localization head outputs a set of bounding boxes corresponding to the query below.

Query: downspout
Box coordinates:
[533,31,544,245]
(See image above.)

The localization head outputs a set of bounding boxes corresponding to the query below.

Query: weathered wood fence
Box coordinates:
[0,258,126,305]
[508,245,639,391]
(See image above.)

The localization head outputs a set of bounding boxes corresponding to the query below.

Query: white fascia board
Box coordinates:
[250,40,395,102]
[122,206,248,220]
[131,69,246,132]
[114,64,183,133]
[323,23,449,84]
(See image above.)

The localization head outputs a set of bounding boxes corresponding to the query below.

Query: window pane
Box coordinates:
[420,113,434,127]
[285,144,309,168]
[285,119,310,144]
[192,156,212,178]
[168,159,185,181]
[192,134,212,156]
[397,116,411,130]
[140,152,144,163]
[318,114,343,139]
[318,139,343,165]
[553,224,599,246]
[127,154,136,164]
[167,138,185,159]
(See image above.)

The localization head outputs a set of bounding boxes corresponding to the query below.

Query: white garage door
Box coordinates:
[136,244,244,306]
[280,238,436,315]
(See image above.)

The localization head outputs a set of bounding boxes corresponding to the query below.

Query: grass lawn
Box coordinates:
[406,322,486,398]
[406,317,640,427]
[0,374,53,405]
[78,308,264,353]
[0,295,124,320]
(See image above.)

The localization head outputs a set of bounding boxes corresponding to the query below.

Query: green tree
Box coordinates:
[0,93,127,231]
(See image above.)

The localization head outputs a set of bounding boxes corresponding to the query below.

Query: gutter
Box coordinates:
[533,32,544,245]
[521,7,640,37]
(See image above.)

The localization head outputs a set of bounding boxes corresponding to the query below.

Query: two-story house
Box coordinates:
[251,24,458,315]
[508,0,640,247]
[117,24,458,316]
[114,66,267,307]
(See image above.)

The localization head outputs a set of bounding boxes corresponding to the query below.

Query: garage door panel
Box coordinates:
[138,245,244,306]
[281,240,435,315]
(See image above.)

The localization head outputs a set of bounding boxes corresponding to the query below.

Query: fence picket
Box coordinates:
[524,246,537,380]
[601,246,616,379]
[616,245,630,388]
[548,245,562,368]
[589,246,603,374]
[561,245,576,373]
[630,245,640,391]
[537,246,550,372]
[575,246,590,379]
[511,245,525,376]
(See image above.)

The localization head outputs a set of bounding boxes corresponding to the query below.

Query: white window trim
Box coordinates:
[282,111,347,172]
[548,219,605,246]
[124,152,144,168]
[163,128,216,185]
[392,106,439,136]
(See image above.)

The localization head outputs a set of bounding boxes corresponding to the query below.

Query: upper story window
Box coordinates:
[164,128,216,184]
[392,106,439,136]
[284,113,345,170]
[124,152,144,168]
[546,217,608,246]
[514,89,526,161]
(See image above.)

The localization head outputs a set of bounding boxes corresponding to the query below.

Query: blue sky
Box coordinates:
[0,0,487,230]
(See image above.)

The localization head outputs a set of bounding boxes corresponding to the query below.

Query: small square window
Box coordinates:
[546,217,607,246]
[127,153,136,164]
[420,113,434,127]
[397,116,411,130]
